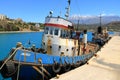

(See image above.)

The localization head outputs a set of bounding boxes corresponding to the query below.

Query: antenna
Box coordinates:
[77,20,80,31]
[49,11,53,17]
[65,0,70,20]
[99,14,102,27]
[97,14,103,34]
[60,11,61,17]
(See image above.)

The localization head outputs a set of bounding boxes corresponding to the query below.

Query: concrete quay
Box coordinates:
[51,36,120,80]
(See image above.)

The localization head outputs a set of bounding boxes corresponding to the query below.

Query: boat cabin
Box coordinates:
[42,16,80,57]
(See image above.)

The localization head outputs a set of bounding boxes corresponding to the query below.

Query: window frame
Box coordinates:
[54,28,59,36]
[44,27,49,34]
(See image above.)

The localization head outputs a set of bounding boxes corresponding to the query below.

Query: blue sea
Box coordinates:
[0,31,114,80]
[0,32,43,80]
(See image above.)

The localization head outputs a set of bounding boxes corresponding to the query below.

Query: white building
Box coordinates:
[0,14,7,20]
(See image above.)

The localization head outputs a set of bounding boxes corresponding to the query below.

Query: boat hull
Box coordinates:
[0,51,94,80]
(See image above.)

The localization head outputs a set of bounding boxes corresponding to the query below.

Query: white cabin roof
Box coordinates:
[45,17,72,29]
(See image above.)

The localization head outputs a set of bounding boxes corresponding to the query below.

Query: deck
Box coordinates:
[51,36,120,80]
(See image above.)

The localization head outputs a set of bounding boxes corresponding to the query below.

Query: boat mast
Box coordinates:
[77,20,80,31]
[97,14,103,34]
[100,14,102,27]
[65,0,70,20]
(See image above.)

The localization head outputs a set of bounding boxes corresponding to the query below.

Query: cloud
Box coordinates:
[98,13,118,16]
[69,14,120,24]
[69,13,118,20]
[69,14,98,20]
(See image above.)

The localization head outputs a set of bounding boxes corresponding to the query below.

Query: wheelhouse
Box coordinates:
[42,16,79,56]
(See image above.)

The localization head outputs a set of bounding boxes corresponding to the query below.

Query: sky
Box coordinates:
[0,0,120,23]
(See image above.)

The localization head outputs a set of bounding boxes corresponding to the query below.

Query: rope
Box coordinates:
[35,58,45,80]
[32,66,45,79]
[41,60,44,80]
[16,53,21,80]
[40,66,51,77]
[0,47,22,70]
[38,58,51,78]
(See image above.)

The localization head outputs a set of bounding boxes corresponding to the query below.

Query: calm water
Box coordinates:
[0,31,114,80]
[0,32,43,80]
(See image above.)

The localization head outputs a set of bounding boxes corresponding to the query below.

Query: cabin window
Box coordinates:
[60,30,65,38]
[50,27,53,35]
[60,30,63,37]
[45,27,49,34]
[54,28,59,36]
[66,30,69,38]
[60,30,72,38]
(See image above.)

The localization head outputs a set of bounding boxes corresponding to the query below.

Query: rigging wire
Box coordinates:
[75,0,81,15]
[75,0,85,25]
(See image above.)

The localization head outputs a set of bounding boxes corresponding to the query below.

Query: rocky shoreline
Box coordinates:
[0,29,44,34]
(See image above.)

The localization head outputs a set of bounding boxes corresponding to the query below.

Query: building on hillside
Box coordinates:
[0,14,7,20]
[35,23,40,31]
[16,18,23,22]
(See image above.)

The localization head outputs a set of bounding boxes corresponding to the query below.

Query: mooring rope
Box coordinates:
[41,60,44,80]
[16,54,21,80]
[0,47,22,70]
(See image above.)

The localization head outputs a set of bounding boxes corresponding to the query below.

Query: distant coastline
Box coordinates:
[0,30,44,34]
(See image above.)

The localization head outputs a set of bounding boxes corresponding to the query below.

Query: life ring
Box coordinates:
[74,61,82,68]
[63,62,71,72]
[52,62,61,73]
[84,58,89,63]
[0,60,16,78]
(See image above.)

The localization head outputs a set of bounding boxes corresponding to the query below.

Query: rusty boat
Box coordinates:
[0,0,110,80]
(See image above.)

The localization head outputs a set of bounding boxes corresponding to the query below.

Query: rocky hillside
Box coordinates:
[0,18,44,31]
[104,21,120,31]
[73,21,120,31]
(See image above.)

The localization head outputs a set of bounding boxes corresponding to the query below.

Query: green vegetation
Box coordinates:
[104,21,120,31]
[0,16,120,32]
[74,24,98,31]
[74,21,120,32]
[0,18,44,32]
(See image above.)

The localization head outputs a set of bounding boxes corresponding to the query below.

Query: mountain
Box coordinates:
[69,15,120,24]
[105,21,120,31]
